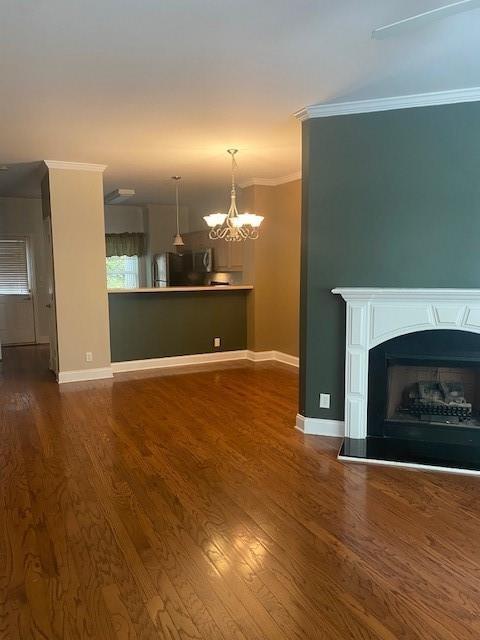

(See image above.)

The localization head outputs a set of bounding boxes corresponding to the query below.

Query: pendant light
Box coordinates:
[172,176,184,249]
[203,149,264,241]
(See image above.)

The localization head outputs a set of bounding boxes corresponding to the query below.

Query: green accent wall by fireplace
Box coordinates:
[109,291,248,362]
[301,100,480,421]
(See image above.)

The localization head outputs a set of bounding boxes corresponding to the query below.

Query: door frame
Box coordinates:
[0,233,39,344]
[42,215,59,373]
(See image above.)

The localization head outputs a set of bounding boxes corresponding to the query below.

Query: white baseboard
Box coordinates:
[57,367,114,384]
[274,351,299,367]
[246,350,299,367]
[111,350,249,373]
[112,349,299,374]
[295,413,344,437]
[246,350,275,362]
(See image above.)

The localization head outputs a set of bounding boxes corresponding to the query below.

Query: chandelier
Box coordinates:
[203,149,264,241]
[171,175,184,249]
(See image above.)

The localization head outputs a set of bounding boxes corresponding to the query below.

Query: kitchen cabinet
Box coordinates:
[228,241,244,272]
[183,231,244,272]
[212,239,244,272]
[183,230,211,252]
[213,239,229,270]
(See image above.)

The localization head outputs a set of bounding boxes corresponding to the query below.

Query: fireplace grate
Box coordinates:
[403,401,472,421]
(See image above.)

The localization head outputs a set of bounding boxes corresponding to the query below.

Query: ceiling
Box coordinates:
[1,0,480,206]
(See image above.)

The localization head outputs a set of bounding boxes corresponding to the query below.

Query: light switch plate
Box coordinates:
[214,337,221,348]
[319,393,330,409]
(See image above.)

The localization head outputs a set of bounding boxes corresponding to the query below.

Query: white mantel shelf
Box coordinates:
[333,288,480,301]
[108,285,253,294]
[332,287,480,440]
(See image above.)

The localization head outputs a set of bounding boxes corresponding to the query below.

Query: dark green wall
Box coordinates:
[109,291,248,362]
[301,101,480,420]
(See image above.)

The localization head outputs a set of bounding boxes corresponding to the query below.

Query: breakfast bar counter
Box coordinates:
[108,285,253,293]
[108,286,252,363]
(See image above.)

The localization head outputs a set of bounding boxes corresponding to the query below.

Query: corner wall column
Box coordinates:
[43,161,112,382]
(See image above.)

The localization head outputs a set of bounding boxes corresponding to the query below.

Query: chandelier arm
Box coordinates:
[218,226,228,240]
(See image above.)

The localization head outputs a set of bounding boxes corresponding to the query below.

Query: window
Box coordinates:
[106,255,139,289]
[0,238,31,294]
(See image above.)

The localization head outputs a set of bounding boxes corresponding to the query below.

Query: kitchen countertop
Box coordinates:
[108,285,253,293]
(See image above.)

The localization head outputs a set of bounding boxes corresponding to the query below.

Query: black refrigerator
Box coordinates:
[153,249,212,287]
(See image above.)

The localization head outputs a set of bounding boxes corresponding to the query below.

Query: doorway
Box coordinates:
[0,236,36,347]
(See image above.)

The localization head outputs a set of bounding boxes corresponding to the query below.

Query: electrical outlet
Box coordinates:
[213,337,221,348]
[85,351,93,363]
[319,393,330,409]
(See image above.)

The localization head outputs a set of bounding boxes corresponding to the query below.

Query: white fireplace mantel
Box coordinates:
[332,288,480,439]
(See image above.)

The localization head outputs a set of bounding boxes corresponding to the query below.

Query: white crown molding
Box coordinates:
[239,171,301,189]
[44,160,107,173]
[295,86,480,121]
[295,414,344,437]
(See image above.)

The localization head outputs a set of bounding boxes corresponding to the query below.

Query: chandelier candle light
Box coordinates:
[203,149,264,241]
[172,176,184,249]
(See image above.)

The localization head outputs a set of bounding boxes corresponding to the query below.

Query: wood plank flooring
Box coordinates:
[1,345,480,639]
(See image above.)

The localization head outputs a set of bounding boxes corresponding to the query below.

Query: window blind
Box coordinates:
[0,239,30,294]
[106,255,139,289]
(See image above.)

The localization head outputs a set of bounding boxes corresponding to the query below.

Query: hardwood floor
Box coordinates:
[1,346,480,639]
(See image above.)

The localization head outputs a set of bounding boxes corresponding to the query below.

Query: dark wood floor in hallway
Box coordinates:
[1,345,480,639]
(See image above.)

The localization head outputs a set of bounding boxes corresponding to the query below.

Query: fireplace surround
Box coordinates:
[333,288,480,474]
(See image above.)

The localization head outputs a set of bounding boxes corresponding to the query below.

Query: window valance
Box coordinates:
[105,233,146,257]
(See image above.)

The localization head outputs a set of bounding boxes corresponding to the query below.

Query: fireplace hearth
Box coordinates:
[333,288,480,475]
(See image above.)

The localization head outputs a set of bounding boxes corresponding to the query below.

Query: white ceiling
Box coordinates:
[1,0,480,205]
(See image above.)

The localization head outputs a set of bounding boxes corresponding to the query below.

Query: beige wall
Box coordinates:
[104,204,146,234]
[188,186,228,232]
[242,179,301,356]
[147,204,189,254]
[145,204,189,285]
[270,180,301,356]
[47,167,111,373]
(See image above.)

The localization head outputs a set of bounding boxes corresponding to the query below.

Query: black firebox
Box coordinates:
[340,330,480,472]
